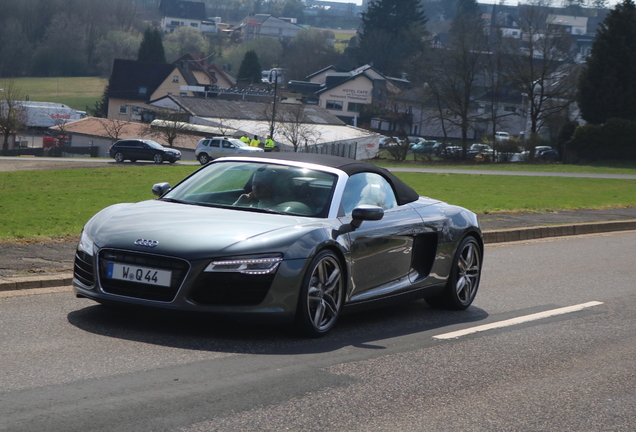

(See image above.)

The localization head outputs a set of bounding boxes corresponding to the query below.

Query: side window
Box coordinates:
[222,140,233,149]
[341,173,398,217]
[201,139,211,147]
[210,139,221,148]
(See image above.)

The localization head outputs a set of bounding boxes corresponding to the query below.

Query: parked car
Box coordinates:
[109,139,181,164]
[412,140,438,153]
[73,153,483,337]
[511,146,558,162]
[494,132,510,141]
[378,136,397,149]
[195,136,264,164]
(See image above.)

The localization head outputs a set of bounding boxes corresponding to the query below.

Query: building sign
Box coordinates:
[327,88,370,103]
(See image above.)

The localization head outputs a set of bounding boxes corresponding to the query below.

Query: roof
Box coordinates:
[50,117,203,149]
[157,95,346,125]
[236,153,420,205]
[108,59,176,102]
[160,0,206,20]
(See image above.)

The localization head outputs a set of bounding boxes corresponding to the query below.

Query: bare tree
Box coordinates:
[0,80,25,154]
[276,104,321,152]
[97,118,128,143]
[426,0,489,158]
[502,1,578,157]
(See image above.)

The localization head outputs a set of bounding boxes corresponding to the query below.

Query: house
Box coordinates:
[242,15,303,43]
[289,64,405,126]
[160,0,207,33]
[107,57,236,122]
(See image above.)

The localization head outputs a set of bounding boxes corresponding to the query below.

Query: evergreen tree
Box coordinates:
[137,28,166,63]
[578,0,636,124]
[355,0,428,76]
[237,50,262,84]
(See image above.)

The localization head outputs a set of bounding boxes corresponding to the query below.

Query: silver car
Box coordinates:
[195,136,263,164]
[73,153,483,337]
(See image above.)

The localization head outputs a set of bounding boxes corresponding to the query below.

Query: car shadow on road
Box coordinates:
[67,300,489,355]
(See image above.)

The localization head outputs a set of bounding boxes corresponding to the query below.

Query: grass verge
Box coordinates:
[0,165,634,242]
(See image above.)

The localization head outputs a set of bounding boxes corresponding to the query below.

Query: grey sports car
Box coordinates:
[73,153,483,336]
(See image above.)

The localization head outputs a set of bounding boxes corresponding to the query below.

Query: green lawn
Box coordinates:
[372,159,636,175]
[1,164,635,243]
[6,77,107,112]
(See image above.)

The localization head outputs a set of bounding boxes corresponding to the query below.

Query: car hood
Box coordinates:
[86,200,320,259]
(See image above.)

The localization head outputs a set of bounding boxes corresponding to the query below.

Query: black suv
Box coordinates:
[109,139,181,164]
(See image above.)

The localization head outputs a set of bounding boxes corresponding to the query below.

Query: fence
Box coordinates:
[298,142,357,159]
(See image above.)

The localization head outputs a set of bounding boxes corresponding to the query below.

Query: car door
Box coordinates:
[221,139,238,154]
[338,173,421,300]
[207,139,223,159]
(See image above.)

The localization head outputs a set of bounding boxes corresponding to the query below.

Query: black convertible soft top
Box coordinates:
[238,152,421,206]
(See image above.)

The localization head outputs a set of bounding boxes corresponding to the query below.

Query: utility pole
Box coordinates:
[269,69,278,138]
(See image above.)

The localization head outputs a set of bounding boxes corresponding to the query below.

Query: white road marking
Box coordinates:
[433,301,604,340]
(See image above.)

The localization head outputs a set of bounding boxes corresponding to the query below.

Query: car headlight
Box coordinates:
[204,254,283,275]
[78,230,95,256]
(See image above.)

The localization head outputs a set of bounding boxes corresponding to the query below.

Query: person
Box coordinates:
[264,135,275,152]
[250,135,260,148]
[233,167,278,208]
[240,133,250,144]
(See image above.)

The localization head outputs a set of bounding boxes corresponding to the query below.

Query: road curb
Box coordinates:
[482,219,636,244]
[1,220,635,292]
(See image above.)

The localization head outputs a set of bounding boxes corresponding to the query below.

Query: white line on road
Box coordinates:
[433,301,604,340]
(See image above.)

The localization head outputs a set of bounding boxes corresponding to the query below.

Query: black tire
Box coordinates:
[294,250,344,337]
[198,153,210,164]
[425,236,482,310]
[114,152,125,163]
[153,153,163,164]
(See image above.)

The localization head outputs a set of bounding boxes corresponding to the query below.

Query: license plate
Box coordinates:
[106,262,172,287]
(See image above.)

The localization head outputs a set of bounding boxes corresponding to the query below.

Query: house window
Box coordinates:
[172,75,179,83]
[180,92,187,97]
[191,23,198,28]
[139,86,147,95]
[119,105,128,115]
[326,100,343,111]
[348,102,364,113]
[170,21,180,26]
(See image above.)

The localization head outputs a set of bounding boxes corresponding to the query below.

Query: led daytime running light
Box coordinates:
[205,256,283,275]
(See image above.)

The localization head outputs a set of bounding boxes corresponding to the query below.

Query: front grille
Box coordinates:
[98,249,190,302]
[74,250,95,287]
[189,272,275,306]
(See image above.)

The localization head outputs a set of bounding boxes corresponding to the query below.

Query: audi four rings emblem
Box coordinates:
[135,239,159,248]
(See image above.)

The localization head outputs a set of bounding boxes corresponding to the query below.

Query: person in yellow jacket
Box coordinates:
[250,135,261,147]
[264,135,275,152]
[240,133,250,144]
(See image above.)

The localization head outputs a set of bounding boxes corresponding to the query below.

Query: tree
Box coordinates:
[578,0,636,124]
[282,28,341,81]
[355,0,428,76]
[276,104,321,152]
[97,118,128,143]
[237,50,262,85]
[503,1,578,156]
[0,80,26,154]
[164,27,208,58]
[94,30,142,76]
[426,0,488,157]
[138,27,166,63]
[146,110,192,147]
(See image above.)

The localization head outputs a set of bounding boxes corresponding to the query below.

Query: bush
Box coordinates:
[567,119,636,162]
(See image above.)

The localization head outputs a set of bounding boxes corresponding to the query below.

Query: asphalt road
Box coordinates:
[1,231,635,431]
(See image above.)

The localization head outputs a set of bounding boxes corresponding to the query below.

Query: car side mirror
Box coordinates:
[350,205,384,229]
[152,182,171,197]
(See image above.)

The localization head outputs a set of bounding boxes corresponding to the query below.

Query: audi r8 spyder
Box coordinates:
[73,153,483,336]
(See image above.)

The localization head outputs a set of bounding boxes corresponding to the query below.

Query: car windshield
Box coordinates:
[145,140,164,149]
[162,161,337,217]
